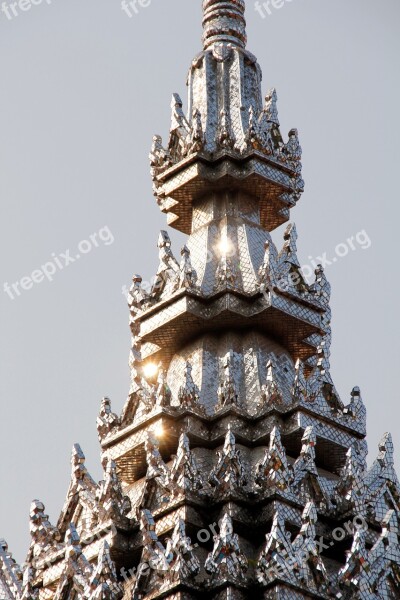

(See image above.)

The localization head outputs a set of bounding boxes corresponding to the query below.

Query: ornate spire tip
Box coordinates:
[202,0,247,49]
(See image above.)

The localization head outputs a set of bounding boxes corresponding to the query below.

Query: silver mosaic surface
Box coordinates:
[150,0,304,237]
[0,541,21,600]
[4,1,399,599]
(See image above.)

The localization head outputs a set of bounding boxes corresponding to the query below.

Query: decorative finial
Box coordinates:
[202,0,247,49]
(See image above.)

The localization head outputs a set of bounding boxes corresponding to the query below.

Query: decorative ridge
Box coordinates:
[202,0,247,49]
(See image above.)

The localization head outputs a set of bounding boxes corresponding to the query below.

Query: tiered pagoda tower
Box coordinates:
[2,1,400,599]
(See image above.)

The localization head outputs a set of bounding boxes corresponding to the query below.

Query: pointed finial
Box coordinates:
[202,0,247,49]
[378,432,395,467]
[264,88,280,126]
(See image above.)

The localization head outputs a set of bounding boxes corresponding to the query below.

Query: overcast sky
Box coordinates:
[0,0,399,562]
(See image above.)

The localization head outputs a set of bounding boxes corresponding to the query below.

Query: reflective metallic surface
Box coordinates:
[2,1,399,599]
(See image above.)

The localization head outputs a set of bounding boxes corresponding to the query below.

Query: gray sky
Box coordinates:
[0,0,399,562]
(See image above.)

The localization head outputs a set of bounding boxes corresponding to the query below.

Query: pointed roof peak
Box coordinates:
[202,0,247,50]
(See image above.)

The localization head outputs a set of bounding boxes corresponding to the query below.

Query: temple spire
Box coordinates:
[202,0,247,49]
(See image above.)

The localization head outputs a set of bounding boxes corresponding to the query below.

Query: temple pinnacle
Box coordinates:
[202,0,247,49]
